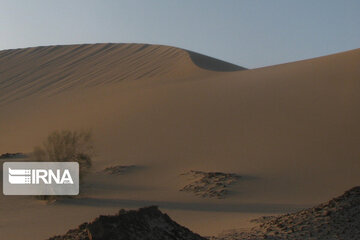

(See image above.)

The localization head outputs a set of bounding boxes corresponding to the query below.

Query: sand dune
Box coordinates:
[0,44,359,239]
[0,43,243,105]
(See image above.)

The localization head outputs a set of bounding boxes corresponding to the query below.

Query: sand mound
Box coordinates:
[215,186,360,239]
[47,206,206,240]
[180,171,241,199]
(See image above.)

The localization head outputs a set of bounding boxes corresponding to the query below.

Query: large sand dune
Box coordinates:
[0,43,243,105]
[0,44,359,239]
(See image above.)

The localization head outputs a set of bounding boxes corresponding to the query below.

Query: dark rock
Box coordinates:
[47,206,206,240]
[214,186,360,240]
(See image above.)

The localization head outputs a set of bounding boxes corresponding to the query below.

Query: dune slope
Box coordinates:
[0,43,243,105]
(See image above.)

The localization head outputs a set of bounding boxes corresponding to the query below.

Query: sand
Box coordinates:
[0,43,359,239]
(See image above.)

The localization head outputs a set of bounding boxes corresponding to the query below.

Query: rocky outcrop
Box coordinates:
[214,187,360,239]
[47,206,206,240]
[180,170,241,199]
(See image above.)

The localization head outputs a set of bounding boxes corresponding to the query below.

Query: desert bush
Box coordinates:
[33,130,93,175]
[32,130,93,201]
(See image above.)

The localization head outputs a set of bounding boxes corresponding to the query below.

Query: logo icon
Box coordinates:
[8,168,31,184]
[3,162,79,195]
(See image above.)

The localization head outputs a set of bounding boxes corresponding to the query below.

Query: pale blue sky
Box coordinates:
[0,0,359,68]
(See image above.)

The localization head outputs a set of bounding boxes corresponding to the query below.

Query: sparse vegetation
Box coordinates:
[33,130,93,174]
[180,170,241,199]
[0,152,27,159]
[32,130,94,201]
[103,165,138,175]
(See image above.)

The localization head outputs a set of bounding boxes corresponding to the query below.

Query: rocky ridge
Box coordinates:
[214,186,360,239]
[47,206,206,240]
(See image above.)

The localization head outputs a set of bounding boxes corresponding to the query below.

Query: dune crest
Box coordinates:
[0,43,244,105]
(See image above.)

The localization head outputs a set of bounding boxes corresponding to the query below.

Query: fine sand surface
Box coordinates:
[0,43,359,239]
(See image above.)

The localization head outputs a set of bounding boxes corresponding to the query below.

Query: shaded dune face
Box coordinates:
[187,51,246,71]
[0,43,244,105]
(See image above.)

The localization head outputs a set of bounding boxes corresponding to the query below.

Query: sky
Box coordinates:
[0,0,359,68]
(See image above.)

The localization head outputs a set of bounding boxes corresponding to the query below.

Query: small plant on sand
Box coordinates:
[32,130,93,201]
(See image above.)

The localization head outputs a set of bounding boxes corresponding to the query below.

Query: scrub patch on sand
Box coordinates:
[180,170,241,199]
[102,165,138,175]
[0,152,27,159]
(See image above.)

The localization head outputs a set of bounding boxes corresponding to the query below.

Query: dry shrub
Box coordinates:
[33,130,93,201]
[33,130,93,175]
